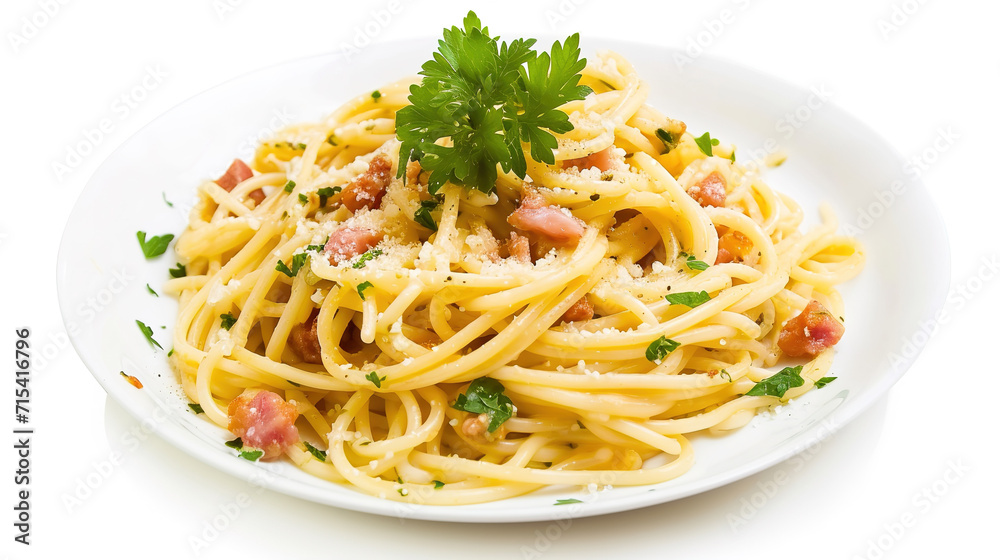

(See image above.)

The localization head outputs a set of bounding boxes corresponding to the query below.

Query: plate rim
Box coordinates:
[56,37,951,523]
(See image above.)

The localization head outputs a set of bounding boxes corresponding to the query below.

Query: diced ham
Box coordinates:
[288,309,322,364]
[324,226,384,266]
[778,300,845,357]
[459,412,506,442]
[560,296,594,323]
[216,159,264,204]
[227,389,300,459]
[506,232,531,264]
[342,154,392,212]
[507,189,585,245]
[715,229,754,265]
[688,171,727,208]
[561,147,615,172]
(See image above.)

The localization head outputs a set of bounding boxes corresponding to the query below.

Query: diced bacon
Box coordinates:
[288,309,322,364]
[325,226,384,265]
[561,147,615,172]
[507,189,585,245]
[560,296,594,323]
[216,159,264,204]
[506,232,531,264]
[778,300,845,358]
[227,389,300,459]
[405,159,423,186]
[460,412,506,442]
[715,229,754,265]
[342,154,392,212]
[687,171,727,208]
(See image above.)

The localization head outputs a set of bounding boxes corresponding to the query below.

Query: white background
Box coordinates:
[2,0,997,558]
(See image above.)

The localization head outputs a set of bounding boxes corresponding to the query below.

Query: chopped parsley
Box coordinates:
[645,336,679,362]
[317,186,340,207]
[395,11,591,194]
[665,290,711,308]
[240,449,263,461]
[720,369,733,382]
[136,320,163,349]
[136,231,174,258]
[452,377,514,433]
[352,248,383,269]
[162,192,174,207]
[555,498,582,505]
[188,403,204,414]
[357,281,374,300]
[275,253,308,277]
[304,441,327,462]
[685,254,710,271]
[694,131,720,157]
[146,284,159,297]
[225,437,244,449]
[283,180,296,193]
[433,480,445,489]
[371,90,382,101]
[298,193,309,205]
[413,199,440,231]
[655,128,678,154]
[169,262,187,278]
[167,348,174,357]
[305,236,329,253]
[814,376,837,389]
[746,365,805,398]
[365,371,386,388]
[220,313,236,330]
[287,379,301,387]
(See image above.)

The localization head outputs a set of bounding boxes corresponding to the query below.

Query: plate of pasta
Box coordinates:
[57,13,948,522]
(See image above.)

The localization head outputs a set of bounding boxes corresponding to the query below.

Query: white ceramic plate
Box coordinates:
[57,37,948,523]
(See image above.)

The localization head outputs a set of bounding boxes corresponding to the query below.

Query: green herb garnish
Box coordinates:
[304,441,327,462]
[317,186,340,207]
[240,449,263,461]
[136,231,174,258]
[746,366,805,398]
[169,262,187,278]
[694,131,720,157]
[433,480,445,489]
[352,248,383,269]
[136,320,163,349]
[814,376,837,389]
[685,255,710,271]
[665,291,711,308]
[220,313,236,330]
[413,199,440,231]
[276,253,308,277]
[452,377,514,433]
[395,11,592,194]
[645,336,680,362]
[146,284,159,297]
[365,371,386,388]
[225,437,243,449]
[555,498,582,505]
[188,403,204,414]
[283,180,296,193]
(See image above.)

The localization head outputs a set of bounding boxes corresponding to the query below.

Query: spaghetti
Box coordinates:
[166,49,864,505]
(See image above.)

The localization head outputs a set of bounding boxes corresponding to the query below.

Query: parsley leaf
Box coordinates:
[136,231,174,258]
[283,180,296,193]
[433,480,445,489]
[395,11,591,194]
[814,376,837,389]
[317,186,340,207]
[655,128,678,154]
[162,192,174,207]
[665,291,711,308]
[352,248,383,269]
[746,366,805,398]
[304,441,327,462]
[220,313,236,330]
[225,437,244,449]
[685,254,710,271]
[169,262,187,278]
[298,193,309,205]
[413,199,440,231]
[146,284,159,297]
[276,253,308,277]
[136,320,163,349]
[452,377,514,432]
[555,498,582,505]
[694,131,720,157]
[188,403,204,414]
[365,371,386,388]
[645,336,680,362]
[357,281,374,300]
[240,449,263,461]
[371,90,382,101]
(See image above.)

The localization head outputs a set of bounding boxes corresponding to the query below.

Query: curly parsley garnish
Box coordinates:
[395,11,592,194]
[452,377,514,433]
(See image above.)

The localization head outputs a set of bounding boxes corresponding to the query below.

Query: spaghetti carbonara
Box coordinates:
[166,42,864,505]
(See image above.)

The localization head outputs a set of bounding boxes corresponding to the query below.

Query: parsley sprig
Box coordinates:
[452,377,514,433]
[395,11,592,194]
